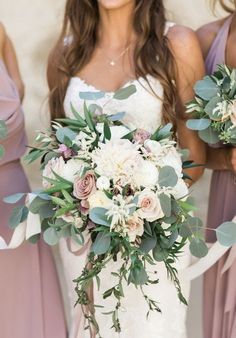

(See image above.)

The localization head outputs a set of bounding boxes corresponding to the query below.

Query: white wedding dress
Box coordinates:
[60,22,191,338]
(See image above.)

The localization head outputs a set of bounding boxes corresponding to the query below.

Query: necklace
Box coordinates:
[104,43,132,67]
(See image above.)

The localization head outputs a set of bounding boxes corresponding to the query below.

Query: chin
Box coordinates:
[97,0,134,9]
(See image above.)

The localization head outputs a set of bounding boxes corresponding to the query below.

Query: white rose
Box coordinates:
[88,190,113,210]
[133,160,159,188]
[144,139,162,156]
[137,189,164,222]
[61,158,84,182]
[126,213,144,242]
[172,178,189,200]
[42,156,65,188]
[96,176,110,190]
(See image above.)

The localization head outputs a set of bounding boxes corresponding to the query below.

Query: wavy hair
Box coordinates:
[212,0,236,13]
[47,0,178,130]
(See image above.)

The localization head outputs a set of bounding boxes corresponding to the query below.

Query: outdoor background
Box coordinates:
[0,1,228,337]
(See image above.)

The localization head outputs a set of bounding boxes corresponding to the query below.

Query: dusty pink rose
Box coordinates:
[79,199,90,215]
[73,171,97,200]
[126,213,144,242]
[133,129,151,144]
[58,144,73,159]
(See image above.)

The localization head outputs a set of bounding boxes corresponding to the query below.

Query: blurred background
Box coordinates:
[0,1,227,337]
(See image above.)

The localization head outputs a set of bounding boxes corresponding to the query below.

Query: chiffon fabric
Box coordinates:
[204,15,236,338]
[0,59,67,338]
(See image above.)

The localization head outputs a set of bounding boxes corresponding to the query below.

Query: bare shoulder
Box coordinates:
[167,24,203,63]
[167,24,201,51]
[196,19,224,58]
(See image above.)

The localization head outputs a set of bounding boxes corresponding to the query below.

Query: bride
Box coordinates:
[47,1,206,337]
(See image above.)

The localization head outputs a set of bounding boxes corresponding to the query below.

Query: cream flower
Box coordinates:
[42,156,65,188]
[92,139,142,184]
[61,158,84,182]
[60,214,83,228]
[159,146,183,178]
[138,189,164,222]
[96,176,110,190]
[144,139,162,156]
[126,213,144,242]
[171,178,189,200]
[133,160,159,188]
[88,190,113,210]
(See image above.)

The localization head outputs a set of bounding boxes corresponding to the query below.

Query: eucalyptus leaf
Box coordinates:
[158,166,178,188]
[186,119,211,131]
[205,96,221,117]
[9,206,24,229]
[3,193,25,204]
[153,244,169,262]
[190,238,208,258]
[128,265,148,285]
[140,236,157,254]
[194,77,219,100]
[89,208,111,227]
[216,221,236,246]
[0,145,5,158]
[113,84,136,100]
[91,232,111,255]
[43,227,59,245]
[0,120,7,139]
[56,127,76,143]
[159,193,171,217]
[79,91,105,101]
[198,126,220,144]
[107,112,126,122]
[151,123,173,141]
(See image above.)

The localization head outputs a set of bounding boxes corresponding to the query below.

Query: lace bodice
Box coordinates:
[64,75,164,134]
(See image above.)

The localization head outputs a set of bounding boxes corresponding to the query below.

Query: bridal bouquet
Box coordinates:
[186,64,236,145]
[4,85,230,335]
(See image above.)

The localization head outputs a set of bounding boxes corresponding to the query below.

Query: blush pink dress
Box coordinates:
[204,15,236,338]
[0,58,67,338]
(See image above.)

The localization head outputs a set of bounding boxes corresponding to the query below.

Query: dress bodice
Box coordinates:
[64,22,175,134]
[0,59,27,166]
[64,75,164,134]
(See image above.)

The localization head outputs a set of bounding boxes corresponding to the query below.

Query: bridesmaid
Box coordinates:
[0,23,67,338]
[197,2,236,338]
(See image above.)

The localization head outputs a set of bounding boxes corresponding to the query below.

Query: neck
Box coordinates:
[98,3,136,50]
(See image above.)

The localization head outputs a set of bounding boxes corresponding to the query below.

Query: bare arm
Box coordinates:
[168,26,206,184]
[0,23,24,101]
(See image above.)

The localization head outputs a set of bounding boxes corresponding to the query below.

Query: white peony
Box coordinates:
[137,189,164,222]
[61,158,84,182]
[96,124,131,141]
[126,213,144,242]
[92,139,142,183]
[171,178,189,200]
[133,160,159,188]
[159,147,183,178]
[144,139,162,157]
[88,190,113,210]
[42,156,65,188]
[96,176,110,190]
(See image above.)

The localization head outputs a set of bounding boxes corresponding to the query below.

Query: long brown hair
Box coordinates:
[47,0,177,129]
[212,0,236,13]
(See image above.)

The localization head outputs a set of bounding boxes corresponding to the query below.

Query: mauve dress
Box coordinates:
[0,59,67,338]
[204,15,236,338]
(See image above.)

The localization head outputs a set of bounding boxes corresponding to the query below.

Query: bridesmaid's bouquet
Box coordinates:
[3,86,235,335]
[186,64,236,145]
